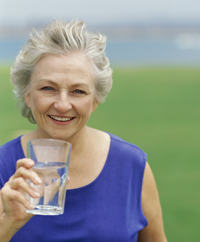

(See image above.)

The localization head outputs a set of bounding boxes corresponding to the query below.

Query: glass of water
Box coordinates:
[26,139,71,215]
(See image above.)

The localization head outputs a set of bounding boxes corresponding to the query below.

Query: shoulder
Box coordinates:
[0,136,24,187]
[0,136,22,157]
[109,133,146,153]
[109,132,147,165]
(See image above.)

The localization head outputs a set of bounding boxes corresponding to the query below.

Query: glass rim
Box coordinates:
[27,138,71,148]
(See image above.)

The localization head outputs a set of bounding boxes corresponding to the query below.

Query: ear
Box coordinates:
[92,99,98,113]
[25,92,31,108]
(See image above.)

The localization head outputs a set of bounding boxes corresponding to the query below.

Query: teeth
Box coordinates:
[49,116,73,121]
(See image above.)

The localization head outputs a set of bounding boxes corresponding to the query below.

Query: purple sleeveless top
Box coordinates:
[0,133,148,242]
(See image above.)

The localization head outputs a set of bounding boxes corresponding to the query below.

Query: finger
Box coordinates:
[8,177,41,199]
[11,167,42,185]
[16,158,35,170]
[1,185,35,210]
[49,179,60,201]
[67,176,70,183]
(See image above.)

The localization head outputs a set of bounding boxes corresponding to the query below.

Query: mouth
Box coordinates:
[48,115,74,122]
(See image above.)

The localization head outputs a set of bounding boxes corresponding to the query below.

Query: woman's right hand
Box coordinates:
[0,158,42,228]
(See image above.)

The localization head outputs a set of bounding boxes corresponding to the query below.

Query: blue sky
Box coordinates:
[1,0,200,25]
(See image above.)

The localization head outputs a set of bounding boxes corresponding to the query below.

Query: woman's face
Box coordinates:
[25,53,98,142]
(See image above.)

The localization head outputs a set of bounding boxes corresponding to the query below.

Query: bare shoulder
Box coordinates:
[0,190,3,215]
[88,127,110,147]
[138,162,168,242]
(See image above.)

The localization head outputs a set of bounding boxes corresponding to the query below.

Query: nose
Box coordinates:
[54,91,72,113]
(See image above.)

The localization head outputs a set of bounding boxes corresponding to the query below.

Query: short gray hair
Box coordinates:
[10,19,113,123]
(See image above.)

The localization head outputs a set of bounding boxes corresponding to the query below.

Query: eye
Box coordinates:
[42,86,53,91]
[74,89,85,94]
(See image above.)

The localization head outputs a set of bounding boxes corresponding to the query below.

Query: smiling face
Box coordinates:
[25,52,98,143]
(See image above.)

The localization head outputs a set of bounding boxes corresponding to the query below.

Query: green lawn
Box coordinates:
[1,65,200,241]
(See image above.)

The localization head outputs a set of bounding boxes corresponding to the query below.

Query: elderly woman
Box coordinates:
[0,20,167,242]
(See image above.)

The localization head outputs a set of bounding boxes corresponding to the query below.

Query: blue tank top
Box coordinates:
[0,133,148,242]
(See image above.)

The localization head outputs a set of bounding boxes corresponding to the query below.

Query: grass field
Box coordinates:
[0,65,200,241]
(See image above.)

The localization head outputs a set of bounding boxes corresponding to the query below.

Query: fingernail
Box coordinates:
[33,191,40,197]
[34,176,42,184]
[27,160,34,166]
[27,203,35,210]
[67,176,70,183]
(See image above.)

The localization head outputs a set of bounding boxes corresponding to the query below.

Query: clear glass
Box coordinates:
[26,139,71,215]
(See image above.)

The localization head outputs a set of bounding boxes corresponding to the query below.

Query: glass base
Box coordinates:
[27,205,64,215]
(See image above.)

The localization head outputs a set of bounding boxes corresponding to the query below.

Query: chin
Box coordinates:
[48,132,71,142]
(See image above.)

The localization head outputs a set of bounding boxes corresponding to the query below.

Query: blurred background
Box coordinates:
[1,0,200,65]
[0,0,200,241]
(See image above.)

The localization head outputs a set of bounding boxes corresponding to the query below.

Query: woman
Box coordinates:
[0,19,167,241]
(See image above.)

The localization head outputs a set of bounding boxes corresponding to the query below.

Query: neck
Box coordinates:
[68,126,95,166]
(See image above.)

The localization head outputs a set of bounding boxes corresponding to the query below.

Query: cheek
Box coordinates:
[31,96,52,114]
[75,98,94,115]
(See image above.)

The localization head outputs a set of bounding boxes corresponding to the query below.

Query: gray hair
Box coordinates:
[10,19,113,123]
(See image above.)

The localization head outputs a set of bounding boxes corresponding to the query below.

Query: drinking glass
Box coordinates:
[26,139,71,215]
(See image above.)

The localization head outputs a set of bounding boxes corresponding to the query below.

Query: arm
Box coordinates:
[0,159,41,242]
[138,162,167,242]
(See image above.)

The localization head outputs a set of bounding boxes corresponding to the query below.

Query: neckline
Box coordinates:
[67,133,112,192]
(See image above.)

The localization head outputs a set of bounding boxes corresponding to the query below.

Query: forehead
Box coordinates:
[32,53,94,81]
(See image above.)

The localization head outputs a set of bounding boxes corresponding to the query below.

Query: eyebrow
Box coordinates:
[71,83,89,88]
[37,79,90,89]
[37,79,57,86]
